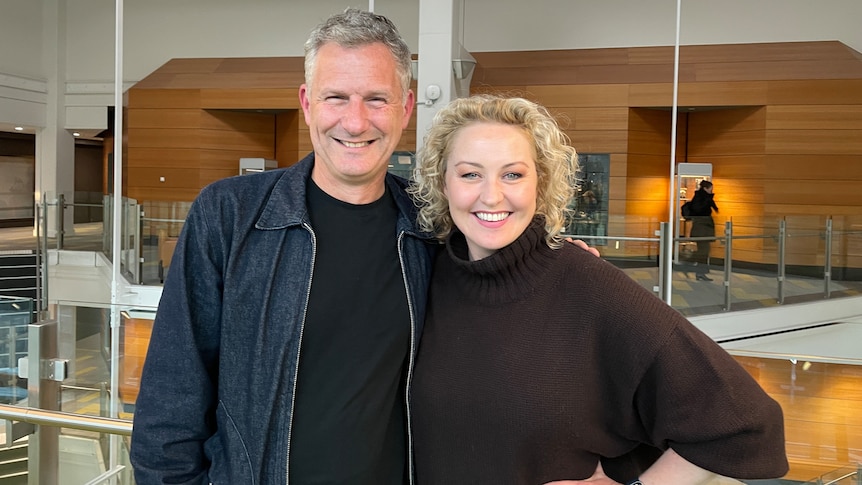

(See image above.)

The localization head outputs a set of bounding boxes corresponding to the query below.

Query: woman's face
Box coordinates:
[443,122,538,261]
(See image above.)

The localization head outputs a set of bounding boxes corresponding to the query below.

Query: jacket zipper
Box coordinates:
[285,222,316,484]
[398,231,417,485]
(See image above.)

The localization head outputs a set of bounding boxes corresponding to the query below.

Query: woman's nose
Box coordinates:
[480,180,504,205]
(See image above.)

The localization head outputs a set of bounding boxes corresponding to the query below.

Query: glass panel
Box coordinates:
[783,215,830,304]
[387,150,416,180]
[139,201,192,286]
[47,302,156,422]
[0,296,32,405]
[725,215,782,311]
[2,426,134,485]
[571,153,610,245]
[830,215,862,298]
[725,324,862,482]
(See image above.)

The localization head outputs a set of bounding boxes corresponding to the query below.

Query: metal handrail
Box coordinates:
[0,403,132,436]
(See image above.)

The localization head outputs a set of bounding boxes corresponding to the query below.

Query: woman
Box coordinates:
[688,180,719,281]
[408,95,788,485]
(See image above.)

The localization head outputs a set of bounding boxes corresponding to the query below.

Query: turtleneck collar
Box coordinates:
[442,217,561,304]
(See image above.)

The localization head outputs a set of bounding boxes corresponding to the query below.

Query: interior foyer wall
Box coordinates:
[124,41,862,269]
[469,41,862,268]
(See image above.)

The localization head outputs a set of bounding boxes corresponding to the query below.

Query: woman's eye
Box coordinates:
[503,172,522,180]
[460,172,479,179]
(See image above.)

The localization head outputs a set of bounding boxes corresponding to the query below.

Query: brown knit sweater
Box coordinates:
[411,220,788,484]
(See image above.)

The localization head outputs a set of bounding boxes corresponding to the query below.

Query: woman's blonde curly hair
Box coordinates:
[409,95,578,248]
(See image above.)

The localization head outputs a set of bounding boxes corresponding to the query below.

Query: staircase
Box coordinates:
[0,443,27,485]
[0,252,39,302]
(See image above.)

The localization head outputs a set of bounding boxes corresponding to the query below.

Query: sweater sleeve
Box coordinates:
[633,322,789,479]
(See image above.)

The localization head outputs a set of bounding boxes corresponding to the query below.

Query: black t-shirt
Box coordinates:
[289,180,410,484]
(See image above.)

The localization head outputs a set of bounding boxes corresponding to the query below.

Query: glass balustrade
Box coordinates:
[0,299,146,484]
[0,197,862,483]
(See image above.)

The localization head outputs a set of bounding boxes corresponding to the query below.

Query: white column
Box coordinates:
[415,0,459,152]
[35,0,75,238]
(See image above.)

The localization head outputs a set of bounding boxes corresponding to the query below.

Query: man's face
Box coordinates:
[299,42,415,203]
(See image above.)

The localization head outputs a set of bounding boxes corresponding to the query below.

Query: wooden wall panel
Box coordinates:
[693,154,768,178]
[200,88,300,109]
[689,130,768,157]
[127,187,203,202]
[705,179,765,206]
[629,81,768,108]
[201,110,276,132]
[767,105,862,130]
[128,108,201,129]
[127,167,201,189]
[127,128,201,149]
[200,169,243,187]
[766,180,862,206]
[626,154,673,177]
[546,107,629,131]
[200,148,274,172]
[275,111,301,168]
[528,84,629,107]
[767,79,862,105]
[567,130,627,154]
[127,89,201,109]
[127,148,201,169]
[765,204,862,217]
[624,177,671,202]
[199,130,274,152]
[767,130,862,155]
[469,85,528,97]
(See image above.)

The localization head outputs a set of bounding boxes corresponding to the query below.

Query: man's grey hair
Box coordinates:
[304,8,413,98]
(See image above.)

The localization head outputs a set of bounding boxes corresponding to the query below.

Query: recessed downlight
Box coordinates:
[73,132,81,137]
[14,126,24,131]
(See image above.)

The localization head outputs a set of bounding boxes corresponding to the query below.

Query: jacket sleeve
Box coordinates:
[130,191,225,484]
[633,322,789,479]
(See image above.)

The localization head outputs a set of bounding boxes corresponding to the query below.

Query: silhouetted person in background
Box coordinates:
[688,180,719,281]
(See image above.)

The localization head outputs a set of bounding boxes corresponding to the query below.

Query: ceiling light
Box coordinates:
[14,126,24,131]
[73,132,81,137]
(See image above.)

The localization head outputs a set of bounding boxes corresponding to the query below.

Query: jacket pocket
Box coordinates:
[205,401,255,484]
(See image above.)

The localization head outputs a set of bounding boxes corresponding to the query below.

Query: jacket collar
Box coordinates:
[255,152,430,240]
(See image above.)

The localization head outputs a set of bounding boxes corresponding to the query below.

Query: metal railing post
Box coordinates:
[777,218,786,305]
[25,319,66,485]
[35,201,43,313]
[824,217,833,298]
[40,195,49,314]
[56,193,66,250]
[658,222,670,302]
[724,220,732,311]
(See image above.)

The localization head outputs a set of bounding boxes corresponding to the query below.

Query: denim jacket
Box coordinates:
[130,154,435,484]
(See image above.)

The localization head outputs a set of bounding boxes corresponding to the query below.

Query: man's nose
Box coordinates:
[342,98,370,134]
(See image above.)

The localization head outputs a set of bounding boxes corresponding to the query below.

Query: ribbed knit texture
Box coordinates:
[411,220,788,484]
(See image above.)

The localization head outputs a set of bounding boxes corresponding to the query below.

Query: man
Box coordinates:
[131,9,431,484]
